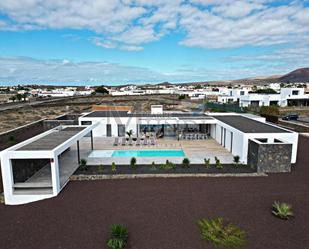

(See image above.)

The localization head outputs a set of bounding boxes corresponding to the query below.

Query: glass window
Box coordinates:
[81,121,92,125]
[118,125,126,137]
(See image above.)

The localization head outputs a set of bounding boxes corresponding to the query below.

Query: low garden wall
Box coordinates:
[0,119,45,151]
[71,164,266,181]
[278,120,309,132]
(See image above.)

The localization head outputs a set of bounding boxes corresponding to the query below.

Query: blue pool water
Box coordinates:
[112,150,185,157]
[89,150,185,158]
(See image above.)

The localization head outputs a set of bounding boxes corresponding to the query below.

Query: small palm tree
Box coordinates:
[79,158,87,171]
[197,217,245,249]
[126,129,133,137]
[182,158,190,168]
[233,156,240,167]
[272,202,294,220]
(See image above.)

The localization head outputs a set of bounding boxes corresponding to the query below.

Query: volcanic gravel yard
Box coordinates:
[0,135,309,249]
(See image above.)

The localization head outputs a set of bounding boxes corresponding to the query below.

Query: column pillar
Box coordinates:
[77,140,80,164]
[90,131,94,150]
[50,156,60,195]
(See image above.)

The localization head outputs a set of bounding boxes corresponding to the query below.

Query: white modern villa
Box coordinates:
[218,87,309,107]
[1,105,298,205]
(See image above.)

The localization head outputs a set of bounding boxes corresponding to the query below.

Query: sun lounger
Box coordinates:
[136,137,140,146]
[121,137,126,146]
[150,137,155,145]
[129,137,133,146]
[143,138,148,145]
[113,137,119,146]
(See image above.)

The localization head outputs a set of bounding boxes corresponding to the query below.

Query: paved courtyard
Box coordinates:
[77,137,234,165]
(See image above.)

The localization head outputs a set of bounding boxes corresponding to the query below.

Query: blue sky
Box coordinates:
[0,0,308,85]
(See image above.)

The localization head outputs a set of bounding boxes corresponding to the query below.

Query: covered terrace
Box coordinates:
[0,123,98,205]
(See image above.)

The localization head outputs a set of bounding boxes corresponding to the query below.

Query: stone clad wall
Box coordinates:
[248,139,292,173]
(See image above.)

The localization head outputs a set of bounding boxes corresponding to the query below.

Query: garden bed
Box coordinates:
[74,164,255,175]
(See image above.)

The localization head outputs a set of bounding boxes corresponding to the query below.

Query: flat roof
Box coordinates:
[213,115,291,133]
[17,127,86,151]
[83,111,213,119]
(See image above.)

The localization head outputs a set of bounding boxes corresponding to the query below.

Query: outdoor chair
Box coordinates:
[129,137,133,146]
[113,137,119,146]
[143,138,148,145]
[136,137,140,146]
[150,137,155,145]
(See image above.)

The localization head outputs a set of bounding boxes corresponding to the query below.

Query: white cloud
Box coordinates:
[212,1,265,18]
[0,0,308,52]
[0,56,285,84]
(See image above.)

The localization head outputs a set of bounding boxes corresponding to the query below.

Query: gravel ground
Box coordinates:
[0,135,308,249]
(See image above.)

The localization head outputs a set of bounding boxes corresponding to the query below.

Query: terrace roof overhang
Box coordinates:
[1,122,99,159]
[137,117,217,125]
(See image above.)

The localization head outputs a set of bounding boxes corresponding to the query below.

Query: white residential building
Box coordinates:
[239,88,309,107]
[1,107,298,205]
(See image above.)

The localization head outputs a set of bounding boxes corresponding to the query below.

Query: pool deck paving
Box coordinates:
[80,137,234,165]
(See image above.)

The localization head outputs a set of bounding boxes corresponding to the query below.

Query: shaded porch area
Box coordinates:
[138,123,211,138]
[11,137,93,195]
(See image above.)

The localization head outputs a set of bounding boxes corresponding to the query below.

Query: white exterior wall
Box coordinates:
[210,116,297,164]
[212,121,245,162]
[239,94,281,107]
[79,116,139,137]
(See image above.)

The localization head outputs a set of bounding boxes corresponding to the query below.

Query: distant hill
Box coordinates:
[279,68,309,83]
[176,67,309,86]
[155,81,174,86]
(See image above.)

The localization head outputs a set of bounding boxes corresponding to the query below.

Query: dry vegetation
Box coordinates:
[0,95,202,133]
[0,94,14,103]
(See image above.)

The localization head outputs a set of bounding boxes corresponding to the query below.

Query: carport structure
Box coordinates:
[0,123,98,205]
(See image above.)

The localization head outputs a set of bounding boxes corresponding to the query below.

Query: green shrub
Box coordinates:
[111,162,117,172]
[151,162,156,170]
[130,157,137,169]
[272,202,294,220]
[204,158,210,168]
[79,159,88,171]
[8,135,17,145]
[197,217,245,249]
[182,158,190,168]
[166,160,176,169]
[159,160,175,170]
[98,164,104,174]
[107,238,125,249]
[107,224,128,249]
[233,156,240,167]
[215,157,222,169]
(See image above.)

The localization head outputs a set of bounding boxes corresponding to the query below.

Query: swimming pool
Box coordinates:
[88,149,185,158]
